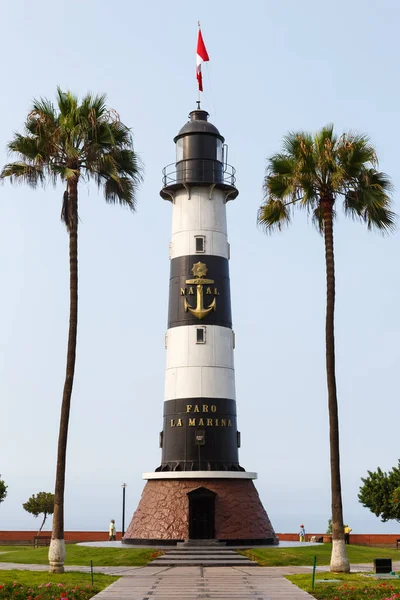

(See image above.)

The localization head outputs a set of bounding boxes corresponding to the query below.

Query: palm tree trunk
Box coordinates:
[49,181,78,574]
[322,198,349,573]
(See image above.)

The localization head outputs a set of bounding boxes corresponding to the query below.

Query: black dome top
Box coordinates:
[174,110,224,143]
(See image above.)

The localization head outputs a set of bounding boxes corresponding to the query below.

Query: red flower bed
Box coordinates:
[317,582,400,600]
[0,581,100,599]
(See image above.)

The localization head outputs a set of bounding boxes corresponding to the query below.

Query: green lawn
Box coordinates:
[0,570,117,586]
[241,544,400,566]
[0,545,161,566]
[287,572,400,600]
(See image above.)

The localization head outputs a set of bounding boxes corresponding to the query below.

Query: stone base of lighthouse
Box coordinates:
[123,473,277,545]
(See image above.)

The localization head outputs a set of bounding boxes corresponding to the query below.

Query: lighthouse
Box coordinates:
[124,109,277,545]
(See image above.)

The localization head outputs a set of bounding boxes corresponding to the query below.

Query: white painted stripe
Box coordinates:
[143,471,257,480]
[171,187,227,234]
[171,230,228,259]
[164,365,236,401]
[166,325,234,370]
[170,187,228,260]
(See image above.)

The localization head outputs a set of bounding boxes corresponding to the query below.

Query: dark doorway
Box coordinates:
[188,487,216,540]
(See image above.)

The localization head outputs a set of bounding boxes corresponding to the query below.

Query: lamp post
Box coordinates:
[121,483,127,539]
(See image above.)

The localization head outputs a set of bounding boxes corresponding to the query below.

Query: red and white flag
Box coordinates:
[196,29,209,92]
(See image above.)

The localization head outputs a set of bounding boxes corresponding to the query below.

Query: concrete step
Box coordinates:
[163,548,237,556]
[152,547,256,567]
[177,540,225,547]
[158,554,249,560]
[150,558,257,567]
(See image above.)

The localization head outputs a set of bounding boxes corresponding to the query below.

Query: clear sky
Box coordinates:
[1,0,399,536]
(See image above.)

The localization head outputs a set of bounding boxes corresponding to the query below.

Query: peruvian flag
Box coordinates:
[196,29,209,92]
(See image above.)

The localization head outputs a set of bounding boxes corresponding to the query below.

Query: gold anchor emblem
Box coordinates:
[184,261,217,320]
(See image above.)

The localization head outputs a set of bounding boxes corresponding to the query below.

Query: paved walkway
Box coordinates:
[0,562,320,599]
[91,566,315,599]
[0,561,397,599]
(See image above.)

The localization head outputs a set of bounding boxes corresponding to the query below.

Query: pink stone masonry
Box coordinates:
[124,479,277,541]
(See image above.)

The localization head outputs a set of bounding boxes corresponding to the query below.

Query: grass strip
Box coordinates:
[0,545,161,566]
[240,544,400,566]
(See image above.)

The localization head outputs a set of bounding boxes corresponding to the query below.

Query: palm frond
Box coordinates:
[51,165,80,182]
[257,199,291,233]
[297,175,318,208]
[282,131,313,160]
[108,121,133,146]
[8,134,43,162]
[103,176,137,209]
[27,97,58,148]
[56,88,78,119]
[313,125,338,187]
[366,205,397,233]
[266,173,295,200]
[314,124,336,154]
[0,162,44,187]
[312,205,324,233]
[112,148,141,176]
[31,97,56,119]
[61,190,70,228]
[91,147,143,206]
[265,136,318,208]
[344,168,396,234]
[79,92,107,120]
[337,132,378,178]
[268,154,295,177]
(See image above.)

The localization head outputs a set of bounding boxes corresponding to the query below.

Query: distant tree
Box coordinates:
[359,461,400,522]
[23,492,55,536]
[326,518,332,534]
[0,476,7,504]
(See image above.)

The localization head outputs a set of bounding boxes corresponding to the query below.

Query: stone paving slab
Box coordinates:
[91,566,316,599]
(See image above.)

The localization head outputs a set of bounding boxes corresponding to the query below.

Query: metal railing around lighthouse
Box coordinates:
[162,160,236,188]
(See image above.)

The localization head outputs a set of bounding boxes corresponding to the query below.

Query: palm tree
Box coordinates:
[257,125,395,572]
[1,89,142,573]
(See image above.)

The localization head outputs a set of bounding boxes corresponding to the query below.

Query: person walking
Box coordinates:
[299,524,306,542]
[109,519,116,541]
[344,524,352,544]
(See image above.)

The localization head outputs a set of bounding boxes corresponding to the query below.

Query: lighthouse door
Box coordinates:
[188,488,216,540]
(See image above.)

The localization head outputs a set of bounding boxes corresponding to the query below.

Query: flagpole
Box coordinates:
[197,21,201,109]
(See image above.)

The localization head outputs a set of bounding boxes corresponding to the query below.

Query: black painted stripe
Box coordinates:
[168,255,232,329]
[158,397,242,471]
